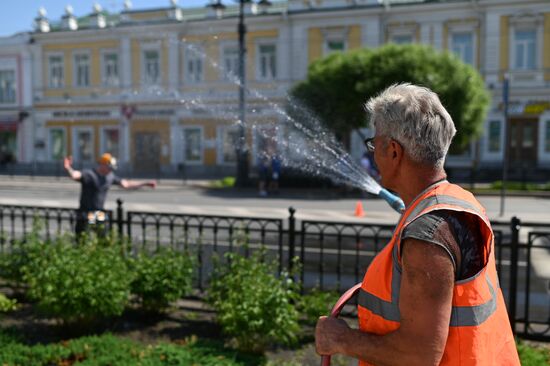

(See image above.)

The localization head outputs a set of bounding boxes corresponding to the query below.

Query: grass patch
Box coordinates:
[517,340,550,366]
[0,330,264,366]
[488,181,550,192]
[209,177,237,189]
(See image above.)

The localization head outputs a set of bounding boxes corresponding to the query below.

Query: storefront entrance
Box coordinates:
[133,132,161,174]
[508,118,538,168]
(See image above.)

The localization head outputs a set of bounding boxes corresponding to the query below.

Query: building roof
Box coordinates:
[39,0,468,33]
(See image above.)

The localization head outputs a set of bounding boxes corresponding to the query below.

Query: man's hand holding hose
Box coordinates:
[317,284,362,366]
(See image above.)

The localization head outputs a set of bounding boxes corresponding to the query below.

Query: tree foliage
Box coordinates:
[290,44,490,152]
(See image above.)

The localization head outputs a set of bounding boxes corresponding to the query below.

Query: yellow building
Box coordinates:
[27,0,550,177]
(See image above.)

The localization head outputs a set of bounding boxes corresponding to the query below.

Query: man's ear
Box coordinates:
[390,139,404,162]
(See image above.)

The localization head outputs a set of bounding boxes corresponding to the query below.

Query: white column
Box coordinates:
[170,116,179,167]
[22,48,34,162]
[363,17,381,48]
[121,117,130,164]
[420,23,431,45]
[431,22,443,50]
[484,12,501,85]
[31,44,43,99]
[120,38,132,90]
[167,34,179,92]
[278,23,291,82]
[291,25,309,80]
[34,115,47,162]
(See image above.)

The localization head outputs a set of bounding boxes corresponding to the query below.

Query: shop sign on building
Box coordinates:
[51,110,112,118]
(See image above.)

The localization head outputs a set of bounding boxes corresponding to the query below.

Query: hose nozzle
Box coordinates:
[378,188,405,213]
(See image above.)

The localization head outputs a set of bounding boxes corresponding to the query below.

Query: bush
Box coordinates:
[0,223,46,286]
[208,250,300,352]
[130,248,195,311]
[22,238,133,323]
[296,289,340,325]
[0,293,17,313]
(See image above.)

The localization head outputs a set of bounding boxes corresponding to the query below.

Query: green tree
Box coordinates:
[290,44,490,152]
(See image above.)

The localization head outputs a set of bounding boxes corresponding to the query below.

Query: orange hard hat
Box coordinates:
[98,153,118,170]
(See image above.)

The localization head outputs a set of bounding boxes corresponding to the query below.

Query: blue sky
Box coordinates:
[1,0,208,37]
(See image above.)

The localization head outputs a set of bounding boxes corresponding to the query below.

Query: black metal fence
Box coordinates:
[0,201,549,342]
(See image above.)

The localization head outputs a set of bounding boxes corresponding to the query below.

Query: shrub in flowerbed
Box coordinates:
[22,236,133,323]
[208,249,300,353]
[0,293,17,313]
[129,248,195,311]
[0,225,46,287]
[296,289,340,325]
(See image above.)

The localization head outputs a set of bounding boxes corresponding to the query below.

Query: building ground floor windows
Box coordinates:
[29,99,550,180]
[32,104,283,178]
[0,130,17,164]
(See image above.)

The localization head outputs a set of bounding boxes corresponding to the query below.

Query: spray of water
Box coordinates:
[181,41,382,195]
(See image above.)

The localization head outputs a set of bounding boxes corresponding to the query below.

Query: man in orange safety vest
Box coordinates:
[315,84,520,365]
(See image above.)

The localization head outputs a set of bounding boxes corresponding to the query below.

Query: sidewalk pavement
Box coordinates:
[1,174,550,198]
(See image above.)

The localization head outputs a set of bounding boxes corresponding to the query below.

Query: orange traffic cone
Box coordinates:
[354,201,365,217]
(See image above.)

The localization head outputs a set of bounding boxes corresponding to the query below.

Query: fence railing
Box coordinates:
[0,200,548,342]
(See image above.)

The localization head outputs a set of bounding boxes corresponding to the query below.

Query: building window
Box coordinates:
[75,130,93,162]
[103,128,119,157]
[0,70,16,104]
[144,50,160,84]
[545,121,550,153]
[185,50,203,83]
[392,35,413,44]
[0,130,16,162]
[48,55,64,88]
[49,129,66,160]
[451,32,474,65]
[102,53,119,86]
[324,39,346,55]
[183,128,202,162]
[488,120,501,153]
[222,47,239,80]
[222,127,239,163]
[514,30,536,70]
[258,44,277,80]
[74,54,90,87]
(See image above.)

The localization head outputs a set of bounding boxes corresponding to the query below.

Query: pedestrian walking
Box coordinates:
[269,154,281,194]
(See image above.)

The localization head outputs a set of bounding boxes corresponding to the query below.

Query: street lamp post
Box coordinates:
[236,0,248,187]
[500,74,510,217]
[208,0,271,187]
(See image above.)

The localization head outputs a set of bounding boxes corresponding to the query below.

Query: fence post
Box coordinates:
[116,199,124,238]
[508,216,520,335]
[288,207,296,272]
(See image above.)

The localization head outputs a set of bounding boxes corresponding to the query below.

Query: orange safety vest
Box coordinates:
[357,181,520,366]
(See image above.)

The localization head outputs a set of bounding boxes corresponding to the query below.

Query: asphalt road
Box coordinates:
[0,176,548,223]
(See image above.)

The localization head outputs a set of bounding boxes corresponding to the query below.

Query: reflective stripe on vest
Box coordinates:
[358,193,497,327]
[358,272,498,326]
